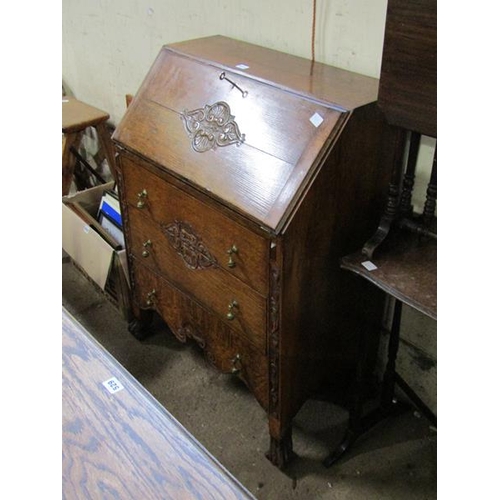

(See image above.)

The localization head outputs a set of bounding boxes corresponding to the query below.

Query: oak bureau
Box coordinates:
[112,36,392,468]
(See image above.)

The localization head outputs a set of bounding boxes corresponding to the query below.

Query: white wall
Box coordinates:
[62,0,388,125]
[62,0,436,410]
[62,0,435,210]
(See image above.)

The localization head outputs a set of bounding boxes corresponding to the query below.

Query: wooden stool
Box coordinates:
[62,97,116,195]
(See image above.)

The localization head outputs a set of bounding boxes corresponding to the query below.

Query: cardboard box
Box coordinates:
[62,183,131,319]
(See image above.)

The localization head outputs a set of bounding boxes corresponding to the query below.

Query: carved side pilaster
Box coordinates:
[269,261,281,417]
[113,155,137,292]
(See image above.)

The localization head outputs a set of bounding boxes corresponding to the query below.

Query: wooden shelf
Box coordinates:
[341,230,436,320]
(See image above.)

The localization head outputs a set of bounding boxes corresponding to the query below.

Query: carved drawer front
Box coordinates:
[129,224,268,354]
[132,260,269,410]
[121,155,269,295]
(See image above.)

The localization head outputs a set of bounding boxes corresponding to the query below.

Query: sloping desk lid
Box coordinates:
[113,36,379,232]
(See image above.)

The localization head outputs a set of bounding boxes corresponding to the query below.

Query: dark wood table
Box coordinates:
[62,307,255,499]
[323,0,437,467]
[341,230,436,321]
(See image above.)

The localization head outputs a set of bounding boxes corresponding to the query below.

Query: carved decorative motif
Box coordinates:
[176,322,206,349]
[162,220,217,270]
[180,101,245,153]
[175,323,227,372]
[113,158,137,291]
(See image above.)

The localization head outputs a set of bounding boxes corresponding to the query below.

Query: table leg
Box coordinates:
[323,315,371,467]
[323,298,409,467]
[62,131,83,195]
[95,123,117,181]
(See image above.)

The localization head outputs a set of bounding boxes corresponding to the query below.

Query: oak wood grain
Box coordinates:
[143,50,342,165]
[168,35,379,111]
[112,43,345,231]
[128,212,268,353]
[115,98,294,228]
[275,103,390,428]
[62,307,255,500]
[116,147,272,239]
[120,155,269,295]
[129,266,269,410]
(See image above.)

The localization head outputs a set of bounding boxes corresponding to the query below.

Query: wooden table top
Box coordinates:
[341,231,436,320]
[62,307,255,500]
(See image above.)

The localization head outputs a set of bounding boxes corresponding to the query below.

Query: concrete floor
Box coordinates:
[62,258,437,499]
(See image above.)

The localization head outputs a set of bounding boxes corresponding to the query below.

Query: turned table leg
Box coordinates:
[323,298,413,468]
[323,313,371,467]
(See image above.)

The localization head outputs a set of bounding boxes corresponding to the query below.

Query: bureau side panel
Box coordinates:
[278,103,392,421]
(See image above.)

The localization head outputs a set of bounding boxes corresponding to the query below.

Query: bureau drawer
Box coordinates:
[121,155,269,295]
[130,253,267,354]
[132,261,270,405]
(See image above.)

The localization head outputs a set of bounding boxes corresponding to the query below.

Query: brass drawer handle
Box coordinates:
[226,245,238,268]
[146,289,156,306]
[226,300,239,320]
[231,353,242,374]
[137,189,148,208]
[142,239,152,257]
